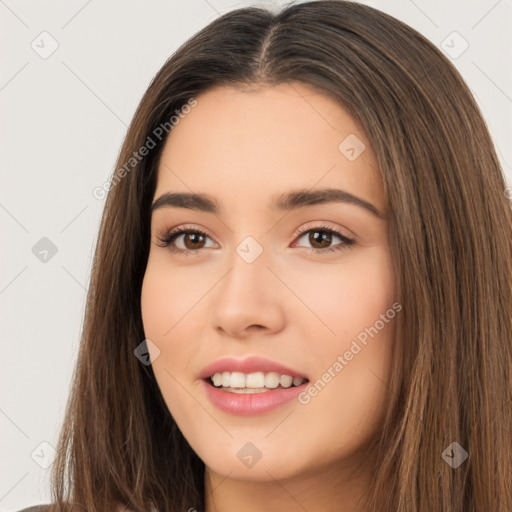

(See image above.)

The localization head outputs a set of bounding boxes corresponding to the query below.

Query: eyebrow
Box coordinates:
[151,188,384,218]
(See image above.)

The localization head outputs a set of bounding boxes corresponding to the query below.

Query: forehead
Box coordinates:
[154,82,384,215]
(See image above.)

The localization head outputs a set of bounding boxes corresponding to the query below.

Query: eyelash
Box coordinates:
[155,223,355,255]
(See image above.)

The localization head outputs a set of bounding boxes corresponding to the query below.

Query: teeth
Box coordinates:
[292,376,304,386]
[264,372,280,388]
[246,372,265,388]
[280,375,293,388]
[230,372,246,388]
[210,371,306,389]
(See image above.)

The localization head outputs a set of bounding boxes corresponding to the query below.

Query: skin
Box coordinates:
[140,82,398,512]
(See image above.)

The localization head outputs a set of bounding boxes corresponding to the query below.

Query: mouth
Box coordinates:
[205,371,309,393]
[199,356,310,414]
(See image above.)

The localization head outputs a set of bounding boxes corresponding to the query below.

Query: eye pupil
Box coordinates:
[310,230,331,248]
[184,232,205,249]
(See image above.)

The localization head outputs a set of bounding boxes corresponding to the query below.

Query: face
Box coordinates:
[141,82,398,483]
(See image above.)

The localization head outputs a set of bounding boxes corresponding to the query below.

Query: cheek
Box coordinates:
[140,259,196,375]
[290,247,396,435]
[293,313,396,465]
[140,266,199,425]
[141,254,206,341]
[140,275,166,339]
[286,246,396,340]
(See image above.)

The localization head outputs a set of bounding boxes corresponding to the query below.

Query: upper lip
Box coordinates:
[199,356,308,380]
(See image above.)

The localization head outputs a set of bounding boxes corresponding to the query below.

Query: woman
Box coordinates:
[21,1,512,511]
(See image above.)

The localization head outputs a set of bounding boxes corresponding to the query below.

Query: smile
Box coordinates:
[203,373,310,415]
[209,371,307,392]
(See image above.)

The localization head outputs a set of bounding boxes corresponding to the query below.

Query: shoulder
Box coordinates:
[16,506,52,512]
[16,503,134,512]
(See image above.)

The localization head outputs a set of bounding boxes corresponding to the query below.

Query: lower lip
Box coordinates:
[202,379,309,415]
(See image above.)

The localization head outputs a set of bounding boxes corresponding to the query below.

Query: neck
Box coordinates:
[203,449,373,512]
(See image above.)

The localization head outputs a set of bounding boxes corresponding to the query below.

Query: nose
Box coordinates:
[210,245,286,339]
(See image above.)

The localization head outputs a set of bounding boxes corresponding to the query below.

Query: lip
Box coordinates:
[201,379,309,416]
[199,356,309,416]
[199,356,308,381]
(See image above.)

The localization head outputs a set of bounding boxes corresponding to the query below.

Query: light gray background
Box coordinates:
[1,0,510,509]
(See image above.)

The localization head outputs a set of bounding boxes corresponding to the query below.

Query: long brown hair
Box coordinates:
[49,1,512,511]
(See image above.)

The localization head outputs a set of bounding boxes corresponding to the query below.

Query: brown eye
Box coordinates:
[293,224,355,253]
[156,227,215,253]
[181,232,207,250]
[307,230,333,249]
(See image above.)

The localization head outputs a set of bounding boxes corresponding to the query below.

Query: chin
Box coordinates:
[195,435,317,482]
